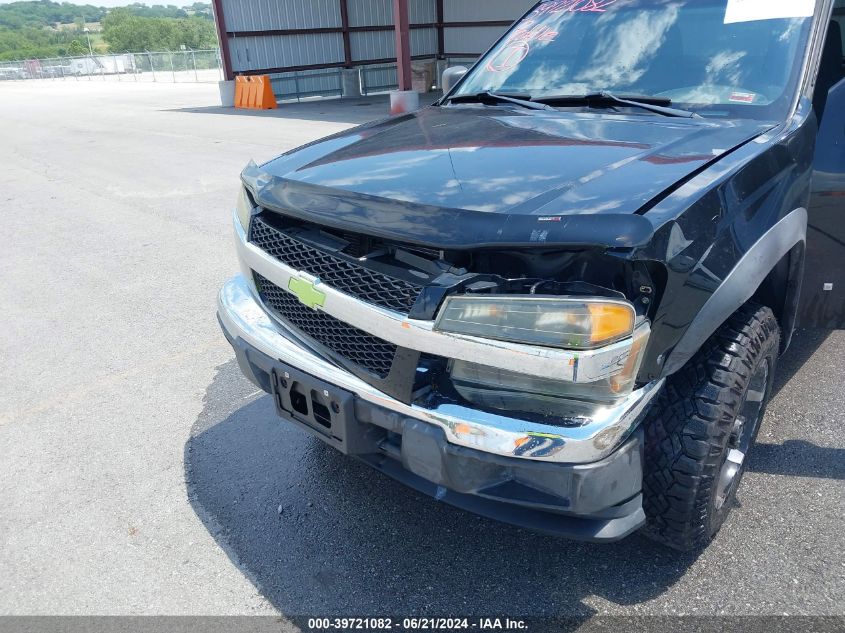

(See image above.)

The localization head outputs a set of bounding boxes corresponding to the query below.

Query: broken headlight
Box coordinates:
[449,324,650,412]
[434,296,636,350]
[435,295,648,412]
[236,186,256,232]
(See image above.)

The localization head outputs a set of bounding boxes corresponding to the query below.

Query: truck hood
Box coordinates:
[246,105,771,249]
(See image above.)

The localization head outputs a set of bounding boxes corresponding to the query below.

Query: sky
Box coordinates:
[0,0,196,6]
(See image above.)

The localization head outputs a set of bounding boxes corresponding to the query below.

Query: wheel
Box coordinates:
[641,303,780,551]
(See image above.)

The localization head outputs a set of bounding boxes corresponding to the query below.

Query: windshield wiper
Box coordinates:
[533,91,700,118]
[445,91,553,111]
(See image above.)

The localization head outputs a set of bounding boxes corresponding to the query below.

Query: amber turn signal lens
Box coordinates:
[588,303,636,346]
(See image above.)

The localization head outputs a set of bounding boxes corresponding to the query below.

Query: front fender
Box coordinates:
[662,208,807,375]
[634,103,816,381]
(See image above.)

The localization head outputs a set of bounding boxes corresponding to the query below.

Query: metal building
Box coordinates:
[211,0,535,99]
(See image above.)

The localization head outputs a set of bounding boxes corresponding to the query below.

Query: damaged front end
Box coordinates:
[225,171,667,466]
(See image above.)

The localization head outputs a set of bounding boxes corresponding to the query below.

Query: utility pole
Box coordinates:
[84,27,94,56]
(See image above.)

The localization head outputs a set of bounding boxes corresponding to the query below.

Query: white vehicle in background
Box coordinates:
[69,57,104,76]
[69,55,136,76]
[39,65,72,78]
[0,67,26,80]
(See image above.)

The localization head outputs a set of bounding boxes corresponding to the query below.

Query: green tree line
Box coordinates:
[100,8,216,52]
[0,1,215,61]
[0,2,106,29]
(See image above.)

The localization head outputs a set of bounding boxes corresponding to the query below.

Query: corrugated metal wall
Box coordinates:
[445,0,532,22]
[345,0,438,62]
[230,33,344,72]
[443,0,535,56]
[218,0,536,93]
[346,0,437,27]
[222,0,345,73]
[220,0,340,31]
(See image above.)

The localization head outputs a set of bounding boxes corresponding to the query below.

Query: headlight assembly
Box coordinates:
[436,295,647,413]
[434,296,636,350]
[449,323,649,414]
[236,186,257,232]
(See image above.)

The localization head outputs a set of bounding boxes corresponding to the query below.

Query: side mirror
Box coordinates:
[442,66,468,94]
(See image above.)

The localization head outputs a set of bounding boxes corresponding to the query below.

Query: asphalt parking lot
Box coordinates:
[0,80,843,622]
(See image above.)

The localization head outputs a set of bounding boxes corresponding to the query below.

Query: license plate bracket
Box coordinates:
[271,362,378,455]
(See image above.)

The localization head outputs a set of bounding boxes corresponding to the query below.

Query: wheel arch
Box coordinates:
[751,240,806,352]
[662,208,808,376]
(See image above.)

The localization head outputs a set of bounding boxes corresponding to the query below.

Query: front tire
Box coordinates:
[641,304,780,551]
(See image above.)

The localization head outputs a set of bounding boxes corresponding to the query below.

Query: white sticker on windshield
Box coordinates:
[724,0,815,24]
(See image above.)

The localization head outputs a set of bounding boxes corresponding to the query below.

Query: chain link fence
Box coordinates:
[0,49,223,83]
[268,68,344,102]
[265,57,476,102]
[0,50,475,102]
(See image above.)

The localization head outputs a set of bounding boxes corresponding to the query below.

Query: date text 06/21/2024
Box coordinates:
[306,618,529,631]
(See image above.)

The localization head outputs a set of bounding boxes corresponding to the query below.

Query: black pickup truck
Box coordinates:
[218,0,845,551]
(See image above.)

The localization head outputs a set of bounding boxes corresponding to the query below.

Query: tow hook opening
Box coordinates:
[310,390,333,429]
[289,382,309,417]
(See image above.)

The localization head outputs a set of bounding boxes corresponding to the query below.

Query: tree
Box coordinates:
[0,2,216,59]
[101,9,217,52]
[172,17,216,49]
[0,2,106,29]
[100,9,151,51]
[67,38,87,56]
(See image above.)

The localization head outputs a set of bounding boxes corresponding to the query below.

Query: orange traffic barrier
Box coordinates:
[246,77,258,110]
[256,75,277,109]
[234,75,277,110]
[234,75,249,108]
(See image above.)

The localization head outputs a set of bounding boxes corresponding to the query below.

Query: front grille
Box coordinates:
[254,273,397,378]
[251,216,421,314]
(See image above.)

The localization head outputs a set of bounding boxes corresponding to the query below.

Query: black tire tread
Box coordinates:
[641,303,780,551]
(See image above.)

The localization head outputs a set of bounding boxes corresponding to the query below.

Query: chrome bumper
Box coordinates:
[218,275,664,464]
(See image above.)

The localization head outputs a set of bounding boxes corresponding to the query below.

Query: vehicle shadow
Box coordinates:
[187,328,839,618]
[749,440,844,480]
[744,328,844,481]
[771,328,831,398]
[186,361,700,621]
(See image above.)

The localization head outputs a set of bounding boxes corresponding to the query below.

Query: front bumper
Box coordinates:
[219,275,663,465]
[218,275,663,541]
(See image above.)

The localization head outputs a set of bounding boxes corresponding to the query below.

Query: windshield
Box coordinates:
[453,0,816,120]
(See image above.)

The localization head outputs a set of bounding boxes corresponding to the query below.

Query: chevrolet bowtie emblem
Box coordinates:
[288,277,326,310]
